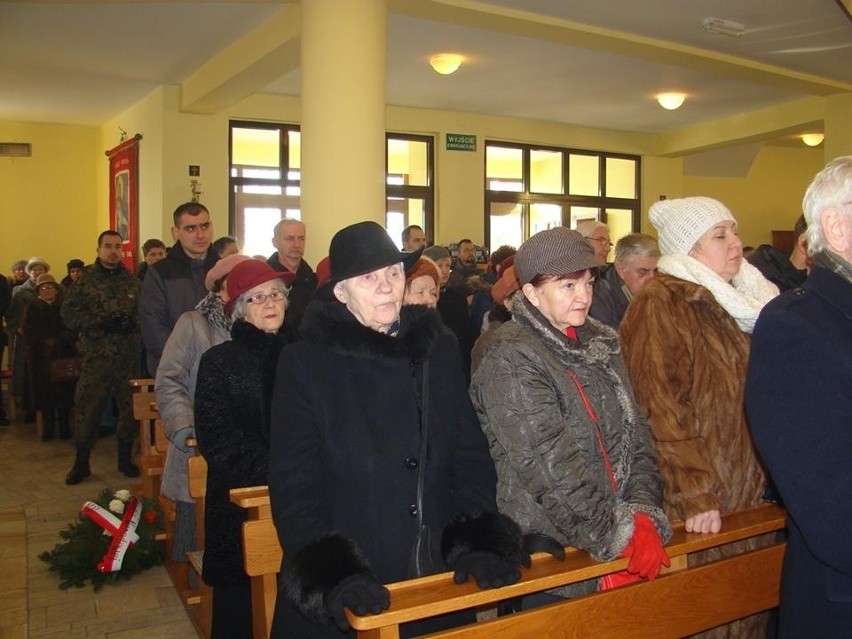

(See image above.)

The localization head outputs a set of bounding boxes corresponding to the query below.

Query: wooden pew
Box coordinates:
[232,492,784,639]
[129,377,162,500]
[186,453,212,639]
[231,486,278,639]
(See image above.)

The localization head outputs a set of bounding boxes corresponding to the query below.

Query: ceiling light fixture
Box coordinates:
[801,133,824,147]
[702,17,746,37]
[656,93,686,110]
[429,53,463,75]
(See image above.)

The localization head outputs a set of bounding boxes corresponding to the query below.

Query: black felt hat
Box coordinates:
[323,221,423,292]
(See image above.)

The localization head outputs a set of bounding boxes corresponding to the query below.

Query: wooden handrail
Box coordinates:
[231,485,785,639]
[348,504,784,631]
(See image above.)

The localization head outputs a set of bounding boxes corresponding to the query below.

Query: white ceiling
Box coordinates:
[1,0,850,141]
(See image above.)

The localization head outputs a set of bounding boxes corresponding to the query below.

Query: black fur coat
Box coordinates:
[194,319,295,587]
[268,301,507,638]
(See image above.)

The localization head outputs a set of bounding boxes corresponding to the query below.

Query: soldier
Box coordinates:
[62,230,142,485]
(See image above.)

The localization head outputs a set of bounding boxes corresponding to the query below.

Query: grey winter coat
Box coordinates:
[469,292,670,563]
[155,297,230,503]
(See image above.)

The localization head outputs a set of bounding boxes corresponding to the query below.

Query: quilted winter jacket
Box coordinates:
[154,304,230,503]
[469,292,670,563]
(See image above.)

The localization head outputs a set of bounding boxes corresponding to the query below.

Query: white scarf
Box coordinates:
[657,254,779,333]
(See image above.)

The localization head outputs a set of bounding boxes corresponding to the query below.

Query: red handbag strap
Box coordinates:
[567,370,618,493]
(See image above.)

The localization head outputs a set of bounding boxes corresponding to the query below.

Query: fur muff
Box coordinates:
[280,533,375,624]
[441,512,525,568]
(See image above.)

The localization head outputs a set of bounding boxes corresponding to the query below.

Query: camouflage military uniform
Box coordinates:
[62,259,141,448]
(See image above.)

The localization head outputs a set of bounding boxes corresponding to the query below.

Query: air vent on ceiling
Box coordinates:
[0,142,32,157]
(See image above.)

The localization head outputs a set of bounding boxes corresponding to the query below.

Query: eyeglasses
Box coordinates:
[246,289,286,305]
[589,237,613,248]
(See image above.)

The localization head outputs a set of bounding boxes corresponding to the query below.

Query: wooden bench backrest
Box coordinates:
[153,418,169,454]
[188,455,208,550]
[233,495,784,639]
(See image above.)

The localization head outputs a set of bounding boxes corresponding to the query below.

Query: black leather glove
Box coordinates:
[324,573,390,632]
[451,550,528,588]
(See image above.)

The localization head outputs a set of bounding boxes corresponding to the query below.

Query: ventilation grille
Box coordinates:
[0,143,32,157]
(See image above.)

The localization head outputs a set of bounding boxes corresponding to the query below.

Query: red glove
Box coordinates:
[621,513,670,580]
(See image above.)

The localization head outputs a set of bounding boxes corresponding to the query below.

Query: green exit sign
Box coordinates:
[446,133,477,151]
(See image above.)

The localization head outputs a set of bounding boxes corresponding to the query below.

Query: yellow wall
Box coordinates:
[100,87,166,247]
[3,90,825,273]
[0,122,99,275]
[682,146,824,246]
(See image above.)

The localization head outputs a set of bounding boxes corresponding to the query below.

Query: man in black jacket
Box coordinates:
[747,215,810,291]
[267,218,317,330]
[140,202,219,374]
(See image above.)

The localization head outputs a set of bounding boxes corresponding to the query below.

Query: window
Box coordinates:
[386,134,434,247]
[230,121,301,257]
[485,142,640,256]
[230,124,434,255]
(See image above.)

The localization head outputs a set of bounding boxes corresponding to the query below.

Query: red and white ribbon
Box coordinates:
[80,497,142,573]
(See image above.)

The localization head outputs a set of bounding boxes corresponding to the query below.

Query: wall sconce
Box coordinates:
[801,133,824,147]
[429,53,463,75]
[656,93,686,110]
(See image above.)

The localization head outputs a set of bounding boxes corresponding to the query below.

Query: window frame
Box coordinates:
[484,140,641,248]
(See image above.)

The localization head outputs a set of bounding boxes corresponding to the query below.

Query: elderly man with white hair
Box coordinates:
[589,233,660,328]
[746,156,852,639]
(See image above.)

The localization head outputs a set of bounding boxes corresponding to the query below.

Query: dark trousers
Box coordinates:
[211,582,252,639]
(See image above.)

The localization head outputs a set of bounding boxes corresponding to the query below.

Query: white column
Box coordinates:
[300,0,388,262]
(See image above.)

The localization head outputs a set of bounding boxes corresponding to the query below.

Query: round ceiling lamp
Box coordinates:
[656,93,686,110]
[801,133,824,147]
[429,53,463,75]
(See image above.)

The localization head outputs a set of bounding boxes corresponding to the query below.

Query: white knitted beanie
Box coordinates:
[649,196,735,256]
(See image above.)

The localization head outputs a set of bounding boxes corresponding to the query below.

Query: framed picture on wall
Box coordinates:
[106,134,142,273]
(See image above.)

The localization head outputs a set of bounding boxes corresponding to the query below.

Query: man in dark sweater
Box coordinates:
[140,202,219,374]
[266,218,317,330]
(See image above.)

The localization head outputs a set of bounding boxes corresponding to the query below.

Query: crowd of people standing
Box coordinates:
[1,156,849,638]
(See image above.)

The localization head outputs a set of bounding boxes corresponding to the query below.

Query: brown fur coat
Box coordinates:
[620,274,769,638]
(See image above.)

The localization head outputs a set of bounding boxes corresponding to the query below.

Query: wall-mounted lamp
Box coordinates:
[429,53,463,75]
[702,17,746,37]
[801,133,824,147]
[656,93,686,110]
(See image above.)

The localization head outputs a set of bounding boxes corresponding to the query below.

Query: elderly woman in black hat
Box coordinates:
[194,259,296,639]
[469,228,671,607]
[268,221,528,639]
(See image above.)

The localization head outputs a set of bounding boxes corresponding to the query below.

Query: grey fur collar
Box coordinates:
[508,290,621,366]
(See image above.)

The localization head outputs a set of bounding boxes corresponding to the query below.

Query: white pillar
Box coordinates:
[301,0,388,262]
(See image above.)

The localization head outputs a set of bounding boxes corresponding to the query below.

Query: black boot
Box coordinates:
[41,409,56,441]
[58,408,71,440]
[65,447,91,485]
[117,439,140,478]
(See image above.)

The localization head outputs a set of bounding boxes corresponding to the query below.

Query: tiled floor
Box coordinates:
[0,415,198,638]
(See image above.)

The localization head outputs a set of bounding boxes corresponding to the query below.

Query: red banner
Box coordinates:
[106,135,141,273]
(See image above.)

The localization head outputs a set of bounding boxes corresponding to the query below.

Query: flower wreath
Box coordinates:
[39,488,164,591]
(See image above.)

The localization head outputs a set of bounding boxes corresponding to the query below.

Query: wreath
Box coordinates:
[39,488,164,591]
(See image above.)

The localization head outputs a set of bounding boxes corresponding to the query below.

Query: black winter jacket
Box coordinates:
[269,301,501,638]
[194,319,294,587]
[140,242,218,373]
[266,254,317,330]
